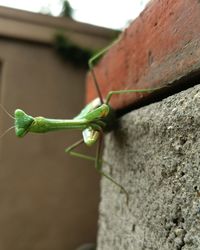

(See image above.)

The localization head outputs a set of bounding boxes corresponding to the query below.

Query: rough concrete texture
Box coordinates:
[97,85,200,250]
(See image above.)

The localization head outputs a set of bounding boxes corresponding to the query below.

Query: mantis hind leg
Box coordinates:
[88,39,119,104]
[95,134,129,205]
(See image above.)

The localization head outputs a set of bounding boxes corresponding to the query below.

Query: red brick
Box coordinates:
[86,0,200,109]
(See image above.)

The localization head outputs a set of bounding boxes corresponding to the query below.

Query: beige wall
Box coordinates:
[0,7,115,250]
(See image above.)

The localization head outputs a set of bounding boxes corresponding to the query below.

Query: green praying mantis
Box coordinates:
[2,40,158,204]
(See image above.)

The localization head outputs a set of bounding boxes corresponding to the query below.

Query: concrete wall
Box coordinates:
[0,6,114,250]
[98,85,200,250]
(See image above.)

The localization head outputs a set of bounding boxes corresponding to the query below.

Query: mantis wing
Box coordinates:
[73,98,102,120]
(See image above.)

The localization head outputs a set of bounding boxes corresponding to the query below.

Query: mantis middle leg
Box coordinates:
[105,88,160,104]
[65,139,98,162]
[95,134,129,205]
[65,137,129,205]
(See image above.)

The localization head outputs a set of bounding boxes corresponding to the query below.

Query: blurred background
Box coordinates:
[0,0,150,29]
[0,1,149,250]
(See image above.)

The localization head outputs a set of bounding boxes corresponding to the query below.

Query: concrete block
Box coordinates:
[97,84,200,250]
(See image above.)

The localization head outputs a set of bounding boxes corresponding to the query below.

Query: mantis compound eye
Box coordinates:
[14,109,34,137]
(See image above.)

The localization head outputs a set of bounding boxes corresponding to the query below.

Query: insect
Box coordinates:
[2,40,158,204]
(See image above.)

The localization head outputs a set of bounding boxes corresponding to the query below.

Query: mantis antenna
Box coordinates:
[88,38,119,104]
[0,103,15,119]
[0,104,15,138]
[0,126,15,139]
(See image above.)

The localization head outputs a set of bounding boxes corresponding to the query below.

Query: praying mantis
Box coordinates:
[4,39,158,204]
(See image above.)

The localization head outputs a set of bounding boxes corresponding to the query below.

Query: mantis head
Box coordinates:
[14,109,34,137]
